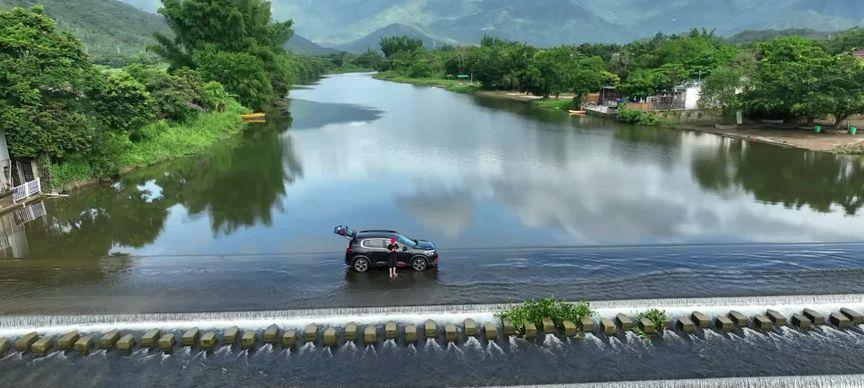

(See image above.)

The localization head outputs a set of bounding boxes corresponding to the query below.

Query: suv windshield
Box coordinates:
[397,235,417,248]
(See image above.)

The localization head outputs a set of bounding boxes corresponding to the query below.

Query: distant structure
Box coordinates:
[0,129,43,211]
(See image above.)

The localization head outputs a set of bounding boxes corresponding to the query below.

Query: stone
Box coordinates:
[715,315,734,332]
[385,321,398,339]
[323,328,337,347]
[803,309,825,325]
[263,325,279,344]
[223,327,240,344]
[424,320,437,338]
[562,320,578,337]
[600,319,616,336]
[463,319,477,336]
[841,308,864,325]
[753,314,772,331]
[281,330,297,348]
[639,318,656,335]
[200,332,218,350]
[57,331,80,351]
[141,329,160,348]
[404,324,418,343]
[99,330,121,350]
[15,332,39,352]
[484,323,498,341]
[691,311,710,329]
[766,310,786,326]
[791,313,812,331]
[364,325,377,344]
[304,324,318,342]
[158,333,175,353]
[345,322,358,341]
[580,317,595,333]
[523,323,538,339]
[541,317,555,333]
[728,311,749,328]
[676,317,695,333]
[74,336,94,355]
[0,338,8,356]
[445,323,457,342]
[615,314,634,331]
[117,335,135,352]
[182,328,200,347]
[830,312,851,329]
[241,331,256,349]
[31,337,53,356]
[502,319,516,336]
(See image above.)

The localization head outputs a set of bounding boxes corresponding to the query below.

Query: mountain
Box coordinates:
[335,23,454,53]
[727,28,835,45]
[0,0,169,64]
[117,0,159,13]
[285,34,339,55]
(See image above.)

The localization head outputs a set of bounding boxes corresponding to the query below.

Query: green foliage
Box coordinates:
[125,64,212,122]
[618,109,662,126]
[496,297,594,333]
[699,65,746,118]
[196,50,273,109]
[95,71,156,135]
[634,308,667,343]
[379,35,423,58]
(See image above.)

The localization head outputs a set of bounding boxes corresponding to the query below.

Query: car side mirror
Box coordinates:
[402,246,409,251]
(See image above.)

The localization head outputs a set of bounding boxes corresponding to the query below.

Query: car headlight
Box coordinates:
[424,250,436,256]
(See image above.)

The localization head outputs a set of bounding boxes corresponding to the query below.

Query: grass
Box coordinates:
[373,71,480,94]
[634,308,667,343]
[496,297,594,334]
[531,98,575,111]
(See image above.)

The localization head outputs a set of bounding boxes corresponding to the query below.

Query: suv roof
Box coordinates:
[355,231,399,239]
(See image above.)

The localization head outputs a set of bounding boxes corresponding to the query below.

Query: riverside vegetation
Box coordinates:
[496,297,594,335]
[0,2,325,191]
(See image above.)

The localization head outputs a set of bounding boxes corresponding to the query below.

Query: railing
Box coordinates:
[12,178,41,203]
[15,201,46,224]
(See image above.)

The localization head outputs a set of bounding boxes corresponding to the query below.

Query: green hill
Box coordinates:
[0,0,169,65]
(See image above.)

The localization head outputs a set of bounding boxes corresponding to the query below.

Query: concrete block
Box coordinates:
[830,312,851,329]
[803,309,825,325]
[57,331,80,351]
[615,314,634,331]
[281,329,297,348]
[600,319,616,336]
[364,325,376,345]
[99,330,121,350]
[523,323,538,339]
[766,310,786,326]
[385,321,398,339]
[541,317,555,332]
[117,335,135,352]
[424,320,437,338]
[753,314,772,331]
[445,323,457,342]
[15,332,39,352]
[345,322,358,341]
[31,337,53,356]
[74,336,93,355]
[484,323,498,340]
[404,324,417,343]
[182,328,200,347]
[323,328,337,347]
[464,319,477,336]
[791,313,812,331]
[502,319,516,336]
[715,315,734,332]
[676,317,695,333]
[728,310,749,328]
[263,325,279,344]
[304,324,318,342]
[580,317,595,332]
[691,311,710,329]
[562,320,578,337]
[241,331,256,349]
[223,327,239,345]
[841,308,864,325]
[639,318,656,335]
[141,329,160,348]
[200,332,218,350]
[158,333,175,353]
[0,338,8,356]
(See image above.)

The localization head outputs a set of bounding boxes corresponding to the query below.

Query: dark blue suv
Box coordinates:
[343,230,439,273]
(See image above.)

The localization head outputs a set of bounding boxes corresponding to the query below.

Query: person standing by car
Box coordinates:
[387,238,399,278]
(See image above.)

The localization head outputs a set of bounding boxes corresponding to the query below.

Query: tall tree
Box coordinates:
[379,36,423,58]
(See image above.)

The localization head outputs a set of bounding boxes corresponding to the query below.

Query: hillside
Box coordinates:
[285,34,339,55]
[0,0,168,65]
[335,23,454,53]
[727,28,835,45]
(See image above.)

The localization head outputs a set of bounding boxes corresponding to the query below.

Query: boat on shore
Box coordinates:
[568,110,587,116]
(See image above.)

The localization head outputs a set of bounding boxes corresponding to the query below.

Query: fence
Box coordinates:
[12,178,41,203]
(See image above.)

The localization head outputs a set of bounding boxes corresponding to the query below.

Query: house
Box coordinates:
[639,81,702,111]
[0,129,42,209]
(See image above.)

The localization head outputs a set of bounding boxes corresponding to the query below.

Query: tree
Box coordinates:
[95,72,156,136]
[699,65,746,119]
[569,56,619,107]
[379,36,423,58]
[196,50,273,109]
[809,55,864,127]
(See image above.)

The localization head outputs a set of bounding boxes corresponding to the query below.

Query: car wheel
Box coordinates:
[411,257,428,271]
[353,257,370,273]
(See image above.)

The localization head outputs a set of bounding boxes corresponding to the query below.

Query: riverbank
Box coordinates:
[373,72,480,94]
[49,101,248,192]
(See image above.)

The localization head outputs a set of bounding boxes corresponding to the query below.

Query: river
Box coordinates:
[1,72,864,314]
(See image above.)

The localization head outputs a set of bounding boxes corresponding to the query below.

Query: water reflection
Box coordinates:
[288,99,383,130]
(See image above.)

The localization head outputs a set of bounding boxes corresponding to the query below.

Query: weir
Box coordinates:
[495,374,864,387]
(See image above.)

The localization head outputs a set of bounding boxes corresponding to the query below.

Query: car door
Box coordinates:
[395,235,416,265]
[362,238,387,265]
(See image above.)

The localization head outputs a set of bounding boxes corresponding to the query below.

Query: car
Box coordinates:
[344,230,439,273]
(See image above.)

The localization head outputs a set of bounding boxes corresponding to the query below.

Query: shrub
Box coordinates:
[96,71,156,136]
[124,64,210,122]
[196,50,274,109]
[635,308,667,343]
[618,109,663,126]
[496,297,594,333]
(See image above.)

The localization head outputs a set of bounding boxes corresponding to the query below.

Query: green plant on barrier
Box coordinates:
[634,308,667,343]
[617,109,663,126]
[496,297,594,334]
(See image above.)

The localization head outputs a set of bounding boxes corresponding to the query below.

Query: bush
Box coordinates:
[196,50,274,109]
[635,308,667,342]
[124,64,210,122]
[496,297,594,333]
[96,71,156,136]
[618,109,663,126]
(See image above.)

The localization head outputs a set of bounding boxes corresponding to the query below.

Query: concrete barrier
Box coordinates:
[464,318,477,336]
[581,317,595,333]
[58,331,80,351]
[404,324,417,343]
[791,313,812,331]
[563,320,578,336]
[117,334,135,353]
[484,323,498,341]
[766,310,786,326]
[691,312,710,329]
[200,332,217,350]
[541,318,554,332]
[0,337,8,356]
[841,308,863,325]
[753,314,772,331]
[616,314,634,331]
[323,328,337,347]
[600,319,616,336]
[803,309,825,325]
[304,324,318,342]
[74,336,93,355]
[15,332,39,352]
[676,317,695,333]
[715,316,733,332]
[385,321,397,339]
[241,331,256,349]
[345,322,358,341]
[282,329,297,348]
[141,329,160,348]
[728,311,749,328]
[364,325,376,345]
[424,320,437,338]
[263,325,280,344]
[502,319,516,336]
[445,323,457,342]
[99,330,121,350]
[638,318,656,335]
[830,312,851,329]
[158,333,175,353]
[181,328,199,347]
[31,337,53,356]
[523,323,538,340]
[224,327,239,345]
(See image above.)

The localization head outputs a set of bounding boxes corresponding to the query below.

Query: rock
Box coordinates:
[502,319,516,336]
[691,311,710,329]
[200,332,218,350]
[791,313,812,331]
[766,310,786,326]
[580,317,595,333]
[282,329,297,348]
[263,325,280,344]
[803,309,825,325]
[323,327,337,347]
[385,321,397,339]
[74,336,94,355]
[158,333,175,353]
[57,331,80,351]
[304,324,318,343]
[223,327,240,345]
[181,328,199,347]
[344,322,358,341]
[364,325,377,345]
[639,318,656,335]
[0,338,8,356]
[676,317,695,333]
[841,308,864,325]
[31,337,53,356]
[424,320,437,338]
[484,323,498,340]
[715,315,734,332]
[523,323,538,339]
[445,323,457,342]
[15,332,39,352]
[141,329,160,348]
[117,335,135,353]
[615,314,634,331]
[753,314,772,331]
[728,310,749,328]
[463,319,477,336]
[404,324,418,343]
[830,312,851,329]
[562,320,578,337]
[241,331,256,349]
[600,319,616,336]
[541,317,554,332]
[99,330,121,350]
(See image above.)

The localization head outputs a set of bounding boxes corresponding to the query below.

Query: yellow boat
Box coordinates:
[568,110,587,116]
[242,113,266,119]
